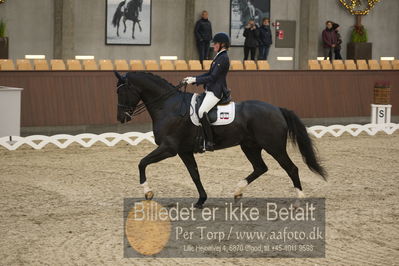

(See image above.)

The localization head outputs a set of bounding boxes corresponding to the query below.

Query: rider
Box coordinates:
[183,32,231,152]
[247,0,256,20]
[121,0,128,14]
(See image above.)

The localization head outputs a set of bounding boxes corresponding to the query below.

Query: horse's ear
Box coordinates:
[114,71,123,82]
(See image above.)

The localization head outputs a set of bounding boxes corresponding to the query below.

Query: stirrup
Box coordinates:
[202,139,214,152]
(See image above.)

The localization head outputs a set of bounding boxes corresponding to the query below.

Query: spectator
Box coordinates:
[333,23,343,60]
[258,18,272,60]
[243,19,259,60]
[322,21,338,62]
[195,10,213,64]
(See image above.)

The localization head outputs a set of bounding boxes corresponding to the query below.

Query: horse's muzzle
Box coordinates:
[117,110,132,124]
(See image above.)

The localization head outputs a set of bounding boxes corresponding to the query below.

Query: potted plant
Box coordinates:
[347,17,372,60]
[351,24,368,43]
[373,81,391,105]
[0,19,8,59]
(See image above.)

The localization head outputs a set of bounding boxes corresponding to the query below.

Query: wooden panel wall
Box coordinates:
[0,70,397,127]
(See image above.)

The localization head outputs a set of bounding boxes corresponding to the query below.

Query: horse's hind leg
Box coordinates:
[179,152,207,209]
[137,21,142,32]
[116,18,121,37]
[132,21,135,39]
[236,25,243,38]
[234,143,268,200]
[267,147,305,198]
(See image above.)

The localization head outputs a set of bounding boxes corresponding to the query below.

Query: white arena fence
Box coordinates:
[0,123,398,151]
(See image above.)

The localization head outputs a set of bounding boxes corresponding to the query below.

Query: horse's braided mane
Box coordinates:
[127,71,177,90]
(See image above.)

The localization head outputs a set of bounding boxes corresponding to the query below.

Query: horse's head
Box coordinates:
[114,71,141,124]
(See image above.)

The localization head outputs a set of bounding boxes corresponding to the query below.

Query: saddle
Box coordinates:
[195,91,232,123]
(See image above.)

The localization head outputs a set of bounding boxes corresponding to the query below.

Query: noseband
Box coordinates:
[117,83,136,119]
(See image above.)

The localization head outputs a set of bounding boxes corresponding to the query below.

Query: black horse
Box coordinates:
[112,0,143,39]
[114,71,326,208]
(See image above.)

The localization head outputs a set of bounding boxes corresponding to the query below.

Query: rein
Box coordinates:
[118,82,188,118]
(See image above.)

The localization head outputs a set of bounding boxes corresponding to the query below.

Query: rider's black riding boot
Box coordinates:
[200,112,215,152]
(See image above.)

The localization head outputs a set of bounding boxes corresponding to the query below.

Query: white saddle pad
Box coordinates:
[190,93,236,126]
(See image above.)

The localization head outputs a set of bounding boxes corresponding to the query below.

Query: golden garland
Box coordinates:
[339,0,381,15]
[0,0,5,4]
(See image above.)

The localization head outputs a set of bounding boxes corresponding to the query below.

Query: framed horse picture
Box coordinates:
[106,0,152,45]
[230,0,270,46]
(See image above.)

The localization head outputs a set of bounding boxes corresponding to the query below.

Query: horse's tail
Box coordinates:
[279,107,327,180]
[112,1,125,27]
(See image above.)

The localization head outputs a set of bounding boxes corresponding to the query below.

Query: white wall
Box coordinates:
[195,0,300,69]
[1,0,398,66]
[318,0,399,59]
[0,0,54,59]
[73,0,186,60]
[269,0,301,69]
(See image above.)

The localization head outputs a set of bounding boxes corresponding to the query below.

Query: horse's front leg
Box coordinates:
[139,144,177,200]
[132,21,135,39]
[179,152,207,209]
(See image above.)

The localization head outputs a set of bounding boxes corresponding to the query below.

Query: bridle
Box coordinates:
[117,81,187,118]
[117,83,136,119]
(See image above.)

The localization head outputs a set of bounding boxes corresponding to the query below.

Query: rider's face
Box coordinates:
[202,12,208,20]
[213,43,221,52]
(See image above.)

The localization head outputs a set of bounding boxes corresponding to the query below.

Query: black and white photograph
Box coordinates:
[106,0,151,45]
[230,0,270,46]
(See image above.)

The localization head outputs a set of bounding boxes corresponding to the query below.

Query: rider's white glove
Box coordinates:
[183,77,196,84]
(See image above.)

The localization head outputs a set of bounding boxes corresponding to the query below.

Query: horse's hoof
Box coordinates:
[145,191,154,200]
[194,202,203,209]
[234,193,243,203]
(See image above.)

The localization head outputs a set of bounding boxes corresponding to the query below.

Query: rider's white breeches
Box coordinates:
[198,91,220,119]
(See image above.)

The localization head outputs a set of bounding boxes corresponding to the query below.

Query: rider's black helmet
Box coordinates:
[212,32,230,48]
